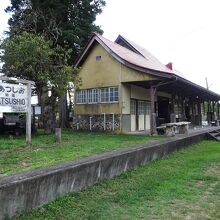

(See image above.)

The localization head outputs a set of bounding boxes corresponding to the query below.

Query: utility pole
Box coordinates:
[205,77,213,90]
[205,77,209,90]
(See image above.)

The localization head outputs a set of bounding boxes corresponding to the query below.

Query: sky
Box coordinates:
[1,0,220,94]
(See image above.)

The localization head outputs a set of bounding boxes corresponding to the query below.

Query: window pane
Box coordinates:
[92,89,99,103]
[76,91,81,103]
[100,88,109,102]
[76,90,87,104]
[131,100,136,115]
[109,87,118,102]
[88,89,92,103]
[82,90,87,103]
[138,101,144,115]
[145,102,150,115]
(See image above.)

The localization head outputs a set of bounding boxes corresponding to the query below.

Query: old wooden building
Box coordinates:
[73,33,220,134]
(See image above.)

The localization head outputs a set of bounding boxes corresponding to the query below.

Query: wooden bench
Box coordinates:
[157,122,191,137]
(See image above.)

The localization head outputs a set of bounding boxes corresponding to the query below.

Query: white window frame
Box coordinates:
[109,87,119,102]
[88,88,99,104]
[87,89,93,103]
[76,90,87,104]
[100,87,109,103]
[76,87,119,104]
[92,88,99,103]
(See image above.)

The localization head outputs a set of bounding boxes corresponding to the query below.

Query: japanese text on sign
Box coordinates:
[0,83,28,112]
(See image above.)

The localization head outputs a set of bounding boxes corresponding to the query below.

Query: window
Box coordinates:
[100,88,109,102]
[131,100,136,115]
[87,89,93,103]
[138,101,145,115]
[145,102,150,115]
[93,89,99,103]
[76,87,119,104]
[110,87,118,102]
[101,87,118,103]
[131,100,150,115]
[88,89,99,103]
[96,56,102,61]
[76,90,87,104]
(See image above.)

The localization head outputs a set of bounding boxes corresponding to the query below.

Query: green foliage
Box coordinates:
[13,141,220,219]
[0,32,79,95]
[6,0,106,61]
[0,32,52,85]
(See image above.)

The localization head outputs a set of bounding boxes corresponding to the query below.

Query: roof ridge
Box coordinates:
[115,34,174,73]
[95,33,149,61]
[116,35,151,57]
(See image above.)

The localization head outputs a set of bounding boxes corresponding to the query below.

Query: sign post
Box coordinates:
[0,77,35,145]
[26,83,32,145]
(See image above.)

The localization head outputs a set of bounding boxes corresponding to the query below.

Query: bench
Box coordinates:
[156,125,166,135]
[211,120,220,126]
[157,122,191,137]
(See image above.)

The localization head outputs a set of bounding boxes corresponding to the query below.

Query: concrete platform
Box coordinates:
[126,126,220,136]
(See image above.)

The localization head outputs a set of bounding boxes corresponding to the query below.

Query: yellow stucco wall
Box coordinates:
[75,43,158,115]
[120,64,157,82]
[131,85,150,100]
[121,83,131,114]
[78,44,121,89]
[74,103,119,115]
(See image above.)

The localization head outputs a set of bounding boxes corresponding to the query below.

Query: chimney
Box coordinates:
[166,62,173,70]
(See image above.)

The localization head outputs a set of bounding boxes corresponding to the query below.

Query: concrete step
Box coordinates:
[207,131,220,141]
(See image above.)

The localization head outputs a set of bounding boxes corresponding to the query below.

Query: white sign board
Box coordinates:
[0,83,28,112]
[31,106,42,115]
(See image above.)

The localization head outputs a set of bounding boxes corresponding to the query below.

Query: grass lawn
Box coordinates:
[14,140,220,220]
[0,130,162,176]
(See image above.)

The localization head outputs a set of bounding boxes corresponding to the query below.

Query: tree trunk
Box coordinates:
[59,93,67,128]
[43,93,57,134]
[38,86,48,129]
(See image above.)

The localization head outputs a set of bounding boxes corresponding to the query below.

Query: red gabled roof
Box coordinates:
[75,33,173,76]
[115,35,173,73]
[115,35,186,78]
[98,33,174,74]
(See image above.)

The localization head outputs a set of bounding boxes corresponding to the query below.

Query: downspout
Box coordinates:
[150,76,178,135]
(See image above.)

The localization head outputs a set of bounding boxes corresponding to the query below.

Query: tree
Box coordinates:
[6,0,106,61]
[0,32,51,93]
[5,0,106,127]
[0,32,79,133]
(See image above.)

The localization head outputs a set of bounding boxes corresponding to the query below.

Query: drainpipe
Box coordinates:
[150,77,178,135]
